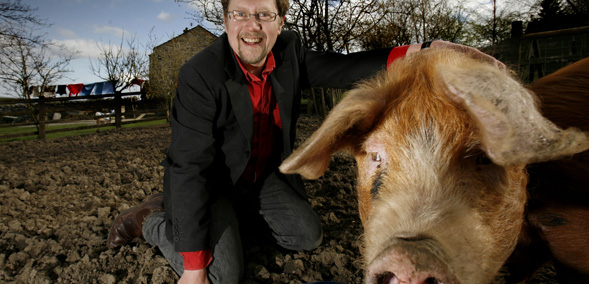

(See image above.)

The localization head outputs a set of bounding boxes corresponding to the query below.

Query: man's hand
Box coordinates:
[178,268,209,284]
[407,40,505,69]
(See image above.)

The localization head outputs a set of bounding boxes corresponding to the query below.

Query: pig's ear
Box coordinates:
[438,62,589,166]
[280,87,385,179]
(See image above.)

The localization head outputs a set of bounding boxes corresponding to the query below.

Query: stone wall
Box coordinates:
[148,26,217,98]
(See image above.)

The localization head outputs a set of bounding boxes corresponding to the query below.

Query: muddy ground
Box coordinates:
[0,114,558,283]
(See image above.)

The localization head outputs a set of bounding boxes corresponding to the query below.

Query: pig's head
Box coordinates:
[280,49,589,284]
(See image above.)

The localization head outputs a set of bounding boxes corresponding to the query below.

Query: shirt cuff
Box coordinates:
[387,45,411,69]
[180,249,213,270]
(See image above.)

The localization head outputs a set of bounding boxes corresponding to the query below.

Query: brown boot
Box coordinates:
[107,193,164,248]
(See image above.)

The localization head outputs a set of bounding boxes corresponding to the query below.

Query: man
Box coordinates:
[108,0,501,283]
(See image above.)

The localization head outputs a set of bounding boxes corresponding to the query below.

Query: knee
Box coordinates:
[280,220,323,251]
[299,228,323,251]
[208,260,243,284]
[209,272,241,284]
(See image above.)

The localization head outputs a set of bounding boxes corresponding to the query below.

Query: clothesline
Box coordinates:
[28,79,146,98]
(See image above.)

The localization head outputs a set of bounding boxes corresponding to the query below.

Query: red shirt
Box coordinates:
[236,51,281,183]
[180,46,408,271]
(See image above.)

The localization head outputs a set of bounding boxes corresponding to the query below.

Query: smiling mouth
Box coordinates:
[242,37,262,44]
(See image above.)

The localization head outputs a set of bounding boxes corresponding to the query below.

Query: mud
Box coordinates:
[0,115,557,283]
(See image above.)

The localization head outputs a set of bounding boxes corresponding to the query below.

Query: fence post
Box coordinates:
[115,92,122,129]
[38,96,46,140]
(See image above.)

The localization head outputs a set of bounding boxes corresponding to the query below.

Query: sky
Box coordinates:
[18,0,218,93]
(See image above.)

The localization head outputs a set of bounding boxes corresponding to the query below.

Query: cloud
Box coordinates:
[52,38,106,59]
[92,25,126,38]
[157,11,177,22]
[56,27,77,38]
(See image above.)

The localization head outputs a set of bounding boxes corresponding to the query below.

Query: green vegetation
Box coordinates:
[0,119,168,143]
[0,123,87,135]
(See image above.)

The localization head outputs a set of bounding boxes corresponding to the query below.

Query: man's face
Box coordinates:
[224,0,283,69]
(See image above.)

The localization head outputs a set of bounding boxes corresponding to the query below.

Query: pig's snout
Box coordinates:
[374,273,440,284]
[366,240,458,284]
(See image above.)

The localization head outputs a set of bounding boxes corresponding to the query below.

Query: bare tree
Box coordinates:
[285,0,388,52]
[89,35,148,128]
[358,0,468,49]
[0,0,48,46]
[1,0,75,99]
[0,30,74,99]
[0,29,74,136]
[175,0,225,34]
[563,0,589,14]
[89,34,148,94]
[35,44,75,94]
[461,0,531,48]
[0,33,37,99]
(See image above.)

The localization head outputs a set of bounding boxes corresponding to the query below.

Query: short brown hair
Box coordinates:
[222,0,289,17]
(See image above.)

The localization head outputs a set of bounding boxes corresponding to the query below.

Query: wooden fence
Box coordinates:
[0,92,168,141]
[484,26,589,83]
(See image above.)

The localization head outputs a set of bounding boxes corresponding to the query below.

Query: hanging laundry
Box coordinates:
[130,78,146,93]
[30,86,40,98]
[67,84,84,97]
[101,81,114,94]
[130,78,145,86]
[80,83,94,96]
[91,83,103,95]
[57,85,67,96]
[42,85,56,98]
[91,81,115,95]
[28,86,35,97]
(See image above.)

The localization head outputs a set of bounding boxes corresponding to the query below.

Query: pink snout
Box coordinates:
[366,240,459,284]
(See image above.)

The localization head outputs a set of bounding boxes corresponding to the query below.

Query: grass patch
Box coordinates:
[124,119,168,128]
[0,123,88,135]
[0,119,168,143]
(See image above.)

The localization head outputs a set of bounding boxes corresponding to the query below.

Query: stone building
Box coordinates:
[148,26,217,100]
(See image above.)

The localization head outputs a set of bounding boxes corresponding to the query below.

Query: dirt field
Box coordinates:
[0,114,558,283]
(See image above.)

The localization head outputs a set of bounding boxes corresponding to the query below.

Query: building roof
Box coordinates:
[153,25,217,51]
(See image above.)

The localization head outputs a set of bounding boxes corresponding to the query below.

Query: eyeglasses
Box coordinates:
[227,10,278,22]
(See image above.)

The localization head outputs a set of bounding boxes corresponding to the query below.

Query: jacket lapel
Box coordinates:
[271,53,295,153]
[224,52,254,148]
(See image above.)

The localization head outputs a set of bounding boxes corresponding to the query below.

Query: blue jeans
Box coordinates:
[143,172,323,283]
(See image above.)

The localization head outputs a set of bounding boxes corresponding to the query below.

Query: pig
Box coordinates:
[280,48,589,283]
[503,57,589,284]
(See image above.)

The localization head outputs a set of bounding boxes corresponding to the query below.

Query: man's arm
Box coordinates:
[296,33,503,90]
[399,40,504,69]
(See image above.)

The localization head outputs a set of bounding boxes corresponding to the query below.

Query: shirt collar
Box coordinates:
[235,51,276,83]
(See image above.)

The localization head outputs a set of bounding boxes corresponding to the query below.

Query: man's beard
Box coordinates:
[239,46,268,65]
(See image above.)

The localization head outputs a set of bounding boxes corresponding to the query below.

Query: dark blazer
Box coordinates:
[161,30,392,252]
